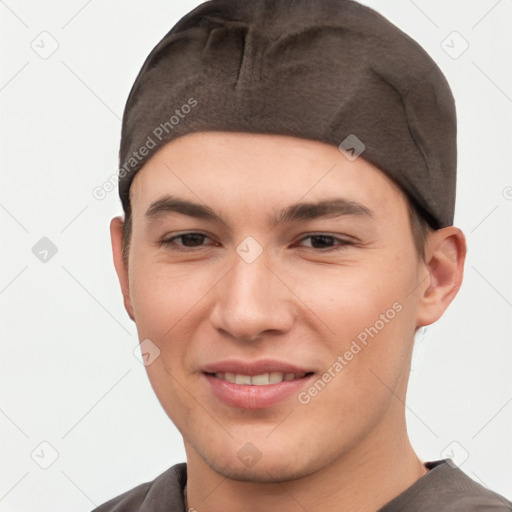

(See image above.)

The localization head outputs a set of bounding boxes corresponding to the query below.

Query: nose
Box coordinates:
[209,244,295,342]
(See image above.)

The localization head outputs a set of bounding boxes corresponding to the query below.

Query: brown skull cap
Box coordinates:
[118,0,457,228]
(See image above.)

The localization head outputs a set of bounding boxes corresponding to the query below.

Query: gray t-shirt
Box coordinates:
[92,459,512,511]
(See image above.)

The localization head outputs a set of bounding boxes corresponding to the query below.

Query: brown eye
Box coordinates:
[296,234,352,251]
[160,232,214,251]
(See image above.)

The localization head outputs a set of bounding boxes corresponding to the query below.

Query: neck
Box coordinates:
[183,408,428,512]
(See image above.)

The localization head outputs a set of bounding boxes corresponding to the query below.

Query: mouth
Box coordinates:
[205,371,314,385]
[201,364,316,409]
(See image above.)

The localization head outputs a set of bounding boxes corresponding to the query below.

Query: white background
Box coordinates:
[1,1,511,510]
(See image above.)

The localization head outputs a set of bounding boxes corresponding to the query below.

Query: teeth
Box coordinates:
[251,373,270,385]
[235,374,252,385]
[269,371,284,384]
[213,371,306,385]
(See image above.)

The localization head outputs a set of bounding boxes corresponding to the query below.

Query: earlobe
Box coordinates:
[416,227,467,328]
[110,216,135,322]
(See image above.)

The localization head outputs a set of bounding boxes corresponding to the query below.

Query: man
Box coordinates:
[95,0,512,510]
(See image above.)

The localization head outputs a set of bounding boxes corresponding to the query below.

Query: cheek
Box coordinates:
[290,255,414,337]
[129,255,210,339]
[290,253,418,398]
[128,259,205,432]
[128,257,220,404]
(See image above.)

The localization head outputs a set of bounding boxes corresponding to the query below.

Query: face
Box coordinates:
[116,131,430,482]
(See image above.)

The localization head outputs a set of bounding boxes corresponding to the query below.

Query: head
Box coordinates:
[110,130,465,482]
[110,0,466,484]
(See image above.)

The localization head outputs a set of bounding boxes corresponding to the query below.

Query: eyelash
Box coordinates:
[158,232,353,253]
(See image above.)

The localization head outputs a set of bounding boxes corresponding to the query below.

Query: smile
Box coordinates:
[203,371,315,409]
[210,371,310,385]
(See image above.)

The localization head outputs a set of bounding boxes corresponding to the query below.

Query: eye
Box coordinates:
[159,232,215,251]
[158,232,353,253]
[295,234,353,252]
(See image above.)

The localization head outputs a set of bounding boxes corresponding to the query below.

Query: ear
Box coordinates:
[110,216,135,322]
[415,226,467,328]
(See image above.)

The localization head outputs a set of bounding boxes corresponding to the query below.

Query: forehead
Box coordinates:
[129,131,407,223]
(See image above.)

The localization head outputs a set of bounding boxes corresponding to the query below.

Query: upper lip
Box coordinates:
[201,359,315,376]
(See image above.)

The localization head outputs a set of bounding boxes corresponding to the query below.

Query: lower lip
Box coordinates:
[203,373,315,409]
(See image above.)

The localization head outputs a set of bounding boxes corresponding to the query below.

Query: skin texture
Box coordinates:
[110,131,466,512]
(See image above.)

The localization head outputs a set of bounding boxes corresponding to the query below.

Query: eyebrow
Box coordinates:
[145,195,374,229]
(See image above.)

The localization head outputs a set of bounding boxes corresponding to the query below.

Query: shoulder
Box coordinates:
[91,462,187,512]
[380,459,512,512]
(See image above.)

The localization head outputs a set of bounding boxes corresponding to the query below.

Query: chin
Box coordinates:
[199,443,326,484]
[209,457,314,483]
